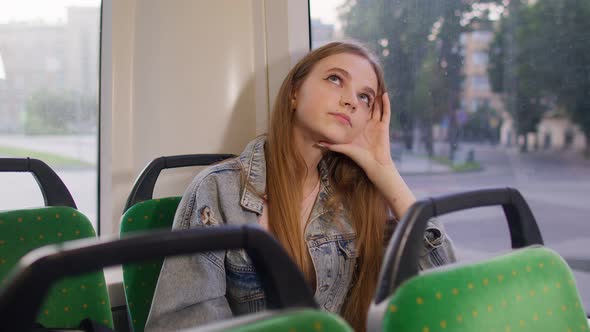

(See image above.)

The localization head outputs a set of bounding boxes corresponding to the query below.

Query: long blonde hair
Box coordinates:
[265,41,389,332]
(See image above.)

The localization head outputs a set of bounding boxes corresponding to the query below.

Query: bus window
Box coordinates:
[0,0,101,230]
[310,0,590,313]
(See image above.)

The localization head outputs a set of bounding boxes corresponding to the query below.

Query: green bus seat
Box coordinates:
[0,225,353,332]
[120,197,180,330]
[369,188,588,332]
[380,247,586,331]
[193,309,352,332]
[0,158,113,329]
[120,154,233,331]
[0,207,113,328]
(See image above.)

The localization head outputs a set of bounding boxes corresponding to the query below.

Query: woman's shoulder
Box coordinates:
[189,156,242,190]
[183,136,265,202]
[199,135,265,177]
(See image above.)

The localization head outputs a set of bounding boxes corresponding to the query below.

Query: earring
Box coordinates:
[291,99,296,111]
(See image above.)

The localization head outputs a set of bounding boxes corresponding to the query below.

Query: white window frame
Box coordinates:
[99,0,112,235]
[262,0,311,110]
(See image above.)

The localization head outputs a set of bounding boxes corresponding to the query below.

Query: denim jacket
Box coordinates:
[145,136,456,331]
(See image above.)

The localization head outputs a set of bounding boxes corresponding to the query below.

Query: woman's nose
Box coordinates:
[339,93,357,111]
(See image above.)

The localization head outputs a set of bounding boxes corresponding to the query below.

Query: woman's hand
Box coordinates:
[320,93,394,182]
[319,93,416,218]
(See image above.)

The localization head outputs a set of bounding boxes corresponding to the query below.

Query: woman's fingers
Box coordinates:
[318,142,366,165]
[381,92,391,123]
[371,92,391,124]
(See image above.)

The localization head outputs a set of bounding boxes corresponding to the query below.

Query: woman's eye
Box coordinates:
[326,74,342,85]
[359,94,371,106]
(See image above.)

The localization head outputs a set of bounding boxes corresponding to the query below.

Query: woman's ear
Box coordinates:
[291,92,298,110]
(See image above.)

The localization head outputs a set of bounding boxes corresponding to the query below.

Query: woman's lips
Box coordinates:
[329,112,352,127]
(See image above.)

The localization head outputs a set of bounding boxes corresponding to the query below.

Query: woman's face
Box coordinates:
[292,53,379,145]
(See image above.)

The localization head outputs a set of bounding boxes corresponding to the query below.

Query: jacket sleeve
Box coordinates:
[383,217,457,270]
[418,218,457,269]
[145,175,232,332]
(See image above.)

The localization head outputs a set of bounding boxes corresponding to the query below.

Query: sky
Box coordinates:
[0,0,342,25]
[309,0,346,30]
[0,0,100,23]
[0,0,100,79]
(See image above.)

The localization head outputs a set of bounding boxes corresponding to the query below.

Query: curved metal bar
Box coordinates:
[124,154,235,211]
[0,225,316,331]
[374,187,543,304]
[0,157,76,208]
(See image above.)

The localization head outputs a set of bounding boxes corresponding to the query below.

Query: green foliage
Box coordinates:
[488,25,504,94]
[430,155,482,172]
[340,0,500,152]
[25,90,97,135]
[489,0,590,149]
[0,145,91,168]
[462,106,502,143]
[340,0,451,149]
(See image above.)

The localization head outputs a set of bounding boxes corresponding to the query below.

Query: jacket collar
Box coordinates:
[238,135,334,216]
[239,136,267,214]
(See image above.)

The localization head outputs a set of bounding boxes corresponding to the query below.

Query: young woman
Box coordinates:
[145,41,456,332]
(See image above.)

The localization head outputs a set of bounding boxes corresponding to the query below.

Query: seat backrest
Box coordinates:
[121,153,234,332]
[0,207,113,328]
[0,225,353,332]
[381,247,587,331]
[368,188,588,332]
[0,158,113,329]
[194,309,352,332]
[120,197,180,330]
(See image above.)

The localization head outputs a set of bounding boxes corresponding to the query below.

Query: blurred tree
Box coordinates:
[412,49,447,156]
[433,0,471,161]
[25,90,97,135]
[340,0,441,150]
[489,0,590,153]
[462,105,501,143]
[547,0,590,155]
[340,0,500,159]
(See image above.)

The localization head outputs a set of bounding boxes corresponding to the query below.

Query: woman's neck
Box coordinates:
[292,129,323,192]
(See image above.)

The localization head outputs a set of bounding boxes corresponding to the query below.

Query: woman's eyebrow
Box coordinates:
[326,67,376,99]
[326,67,351,79]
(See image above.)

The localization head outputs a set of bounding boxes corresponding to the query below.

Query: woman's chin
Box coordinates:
[316,131,353,145]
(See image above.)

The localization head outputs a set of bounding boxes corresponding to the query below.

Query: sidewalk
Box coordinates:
[0,134,461,175]
[0,134,97,164]
[395,152,453,175]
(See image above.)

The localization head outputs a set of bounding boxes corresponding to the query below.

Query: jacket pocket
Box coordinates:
[337,238,359,259]
[308,233,357,312]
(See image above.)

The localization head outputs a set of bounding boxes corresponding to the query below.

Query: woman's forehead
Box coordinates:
[312,53,378,89]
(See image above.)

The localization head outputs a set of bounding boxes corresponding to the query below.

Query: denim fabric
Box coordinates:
[145,136,456,331]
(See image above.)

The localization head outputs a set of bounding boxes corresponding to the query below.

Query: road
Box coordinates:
[404,143,590,311]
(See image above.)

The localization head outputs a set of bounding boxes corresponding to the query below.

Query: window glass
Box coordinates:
[311,0,590,312]
[0,0,101,230]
